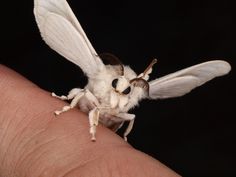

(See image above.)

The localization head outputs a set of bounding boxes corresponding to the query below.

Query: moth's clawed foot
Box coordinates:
[124,136,128,142]
[52,92,57,97]
[52,92,68,100]
[54,110,61,116]
[54,105,72,116]
[90,127,97,142]
[91,135,96,142]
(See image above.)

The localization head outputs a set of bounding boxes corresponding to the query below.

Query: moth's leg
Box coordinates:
[116,113,135,121]
[52,88,83,100]
[52,92,68,100]
[88,107,100,141]
[54,89,85,115]
[81,89,100,141]
[123,119,135,141]
[116,113,135,141]
[84,89,100,107]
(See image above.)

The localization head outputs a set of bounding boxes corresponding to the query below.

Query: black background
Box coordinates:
[1,0,235,176]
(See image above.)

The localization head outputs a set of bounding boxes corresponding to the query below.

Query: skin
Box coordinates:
[0,65,181,177]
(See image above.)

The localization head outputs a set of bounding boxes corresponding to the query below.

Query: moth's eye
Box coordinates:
[122,86,131,95]
[112,78,118,89]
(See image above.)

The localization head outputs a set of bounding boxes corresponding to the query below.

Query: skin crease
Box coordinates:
[0,65,181,177]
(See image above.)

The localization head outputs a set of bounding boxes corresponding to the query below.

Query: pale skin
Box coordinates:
[0,65,181,177]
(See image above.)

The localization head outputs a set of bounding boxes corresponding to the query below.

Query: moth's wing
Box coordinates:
[34,0,104,77]
[149,60,231,99]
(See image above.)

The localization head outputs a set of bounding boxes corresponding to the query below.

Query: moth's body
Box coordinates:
[86,65,141,111]
[54,64,147,138]
[85,65,145,126]
[34,0,231,141]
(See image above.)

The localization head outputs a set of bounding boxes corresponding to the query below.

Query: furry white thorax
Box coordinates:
[84,65,146,114]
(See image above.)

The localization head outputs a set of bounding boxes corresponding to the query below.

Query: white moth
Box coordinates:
[34,0,231,141]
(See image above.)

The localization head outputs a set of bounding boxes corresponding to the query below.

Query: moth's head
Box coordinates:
[111,76,131,95]
[111,75,150,97]
[109,59,157,97]
[100,53,157,97]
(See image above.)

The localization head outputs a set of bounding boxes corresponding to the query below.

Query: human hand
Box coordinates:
[0,65,180,177]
